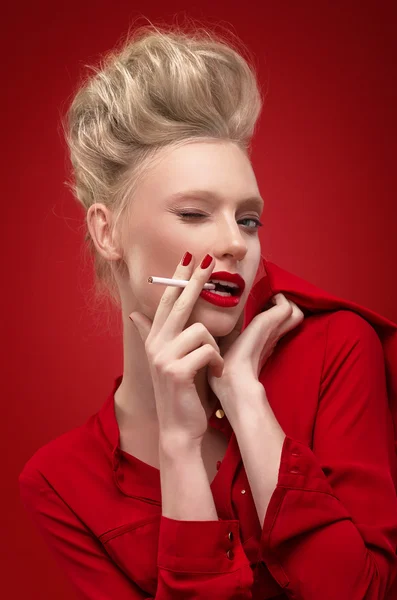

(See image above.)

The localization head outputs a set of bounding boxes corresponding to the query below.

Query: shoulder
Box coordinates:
[322,309,382,352]
[277,308,378,359]
[290,309,383,388]
[318,309,386,398]
[18,417,98,488]
[297,308,380,350]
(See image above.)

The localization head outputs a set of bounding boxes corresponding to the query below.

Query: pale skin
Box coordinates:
[87,139,304,523]
[87,139,264,433]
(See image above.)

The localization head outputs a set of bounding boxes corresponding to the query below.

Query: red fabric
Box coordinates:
[19,257,397,599]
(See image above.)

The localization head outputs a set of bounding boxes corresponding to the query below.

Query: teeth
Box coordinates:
[209,279,239,289]
[212,290,233,297]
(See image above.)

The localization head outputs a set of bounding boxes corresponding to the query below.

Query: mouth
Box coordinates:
[207,271,245,297]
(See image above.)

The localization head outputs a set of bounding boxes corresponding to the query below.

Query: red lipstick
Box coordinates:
[199,288,242,307]
[199,272,244,308]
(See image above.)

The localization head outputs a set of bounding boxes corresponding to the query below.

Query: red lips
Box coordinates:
[207,271,245,294]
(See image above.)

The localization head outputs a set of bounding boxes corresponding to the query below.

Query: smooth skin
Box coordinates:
[87,140,303,442]
[130,252,224,443]
[87,140,304,524]
[87,140,264,431]
[131,253,304,444]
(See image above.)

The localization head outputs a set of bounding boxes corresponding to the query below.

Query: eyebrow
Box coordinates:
[165,189,265,210]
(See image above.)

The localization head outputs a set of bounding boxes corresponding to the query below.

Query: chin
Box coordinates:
[202,316,241,336]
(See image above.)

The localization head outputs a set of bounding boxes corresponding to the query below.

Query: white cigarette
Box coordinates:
[147,276,216,290]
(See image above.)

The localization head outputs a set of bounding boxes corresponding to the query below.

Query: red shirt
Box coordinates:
[19,258,397,599]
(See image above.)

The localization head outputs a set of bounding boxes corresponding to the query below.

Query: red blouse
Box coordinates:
[18,259,397,599]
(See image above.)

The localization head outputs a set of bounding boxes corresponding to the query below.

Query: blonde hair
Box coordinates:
[61,16,265,315]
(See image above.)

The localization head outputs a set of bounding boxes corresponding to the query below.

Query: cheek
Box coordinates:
[124,244,186,307]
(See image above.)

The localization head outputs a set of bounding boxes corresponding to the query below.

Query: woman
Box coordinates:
[18,21,397,599]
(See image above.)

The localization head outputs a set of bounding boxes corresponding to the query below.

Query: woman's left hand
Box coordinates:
[207,293,305,413]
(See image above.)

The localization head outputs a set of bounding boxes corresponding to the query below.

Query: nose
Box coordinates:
[211,216,248,262]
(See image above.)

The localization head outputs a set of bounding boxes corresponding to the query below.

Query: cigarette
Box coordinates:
[147,276,216,290]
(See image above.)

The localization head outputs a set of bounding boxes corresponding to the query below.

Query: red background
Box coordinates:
[4,1,396,598]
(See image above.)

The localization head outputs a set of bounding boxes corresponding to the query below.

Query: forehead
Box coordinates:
[135,141,264,209]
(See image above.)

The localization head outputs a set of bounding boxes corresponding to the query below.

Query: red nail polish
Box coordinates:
[200,254,213,269]
[181,251,192,266]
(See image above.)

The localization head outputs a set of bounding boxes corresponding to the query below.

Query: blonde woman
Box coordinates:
[18,20,397,600]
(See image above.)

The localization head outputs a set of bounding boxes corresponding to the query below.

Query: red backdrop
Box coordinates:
[4,1,397,598]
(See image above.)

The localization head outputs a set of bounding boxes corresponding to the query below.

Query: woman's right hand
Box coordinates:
[129,252,224,447]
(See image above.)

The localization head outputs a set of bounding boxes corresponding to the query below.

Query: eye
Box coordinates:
[178,212,263,231]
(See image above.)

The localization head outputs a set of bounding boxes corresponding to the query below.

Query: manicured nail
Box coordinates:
[181,251,192,266]
[200,254,213,269]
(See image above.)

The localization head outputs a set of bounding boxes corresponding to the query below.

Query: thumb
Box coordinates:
[128,311,153,344]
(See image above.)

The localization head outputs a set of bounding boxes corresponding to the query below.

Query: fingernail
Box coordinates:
[181,251,192,266]
[200,254,213,269]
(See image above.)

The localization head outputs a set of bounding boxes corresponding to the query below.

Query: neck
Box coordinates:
[114,310,218,431]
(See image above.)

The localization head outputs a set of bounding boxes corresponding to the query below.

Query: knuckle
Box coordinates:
[161,361,175,376]
[164,363,185,383]
[207,343,219,357]
[282,304,293,318]
[192,321,206,333]
[286,300,294,313]
[150,347,166,368]
[160,293,174,306]
[296,309,305,323]
[145,338,156,357]
[195,322,211,339]
[291,301,304,321]
[151,354,164,370]
[173,296,188,312]
[203,328,219,349]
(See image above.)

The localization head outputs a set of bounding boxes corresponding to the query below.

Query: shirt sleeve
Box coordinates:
[259,310,397,599]
[18,469,254,599]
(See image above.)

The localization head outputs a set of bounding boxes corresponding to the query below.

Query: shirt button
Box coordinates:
[227,531,234,541]
[226,549,234,560]
[291,452,300,457]
[241,489,246,494]
[215,409,225,419]
[290,468,300,473]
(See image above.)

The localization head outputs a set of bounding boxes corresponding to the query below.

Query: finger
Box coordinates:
[154,253,216,341]
[281,300,305,332]
[161,322,220,363]
[271,293,294,317]
[271,293,290,307]
[167,345,225,382]
[150,251,197,336]
[256,293,289,321]
[272,294,304,334]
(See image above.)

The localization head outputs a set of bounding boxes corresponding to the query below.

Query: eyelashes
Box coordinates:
[177,212,263,231]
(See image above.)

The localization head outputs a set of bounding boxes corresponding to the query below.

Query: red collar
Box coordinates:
[96,255,397,497]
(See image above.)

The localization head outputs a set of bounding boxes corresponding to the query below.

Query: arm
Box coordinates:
[155,438,254,598]
[232,394,286,528]
[158,436,218,520]
[233,310,397,599]
[19,448,254,599]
